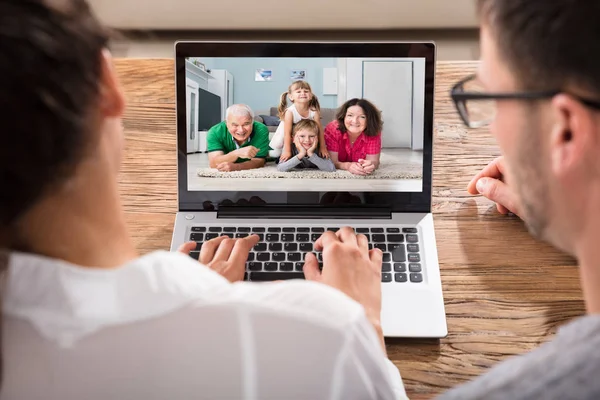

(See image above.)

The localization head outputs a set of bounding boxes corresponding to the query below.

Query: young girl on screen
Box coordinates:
[268,80,329,161]
[276,119,335,172]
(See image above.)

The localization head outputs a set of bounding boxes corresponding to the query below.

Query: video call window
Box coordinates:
[184,57,425,192]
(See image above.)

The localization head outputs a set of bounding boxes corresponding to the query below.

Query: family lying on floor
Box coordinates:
[206,80,383,175]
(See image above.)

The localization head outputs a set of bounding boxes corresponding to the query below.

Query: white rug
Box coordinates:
[197,153,423,180]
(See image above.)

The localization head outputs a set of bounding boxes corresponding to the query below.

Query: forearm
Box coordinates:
[277,156,302,172]
[308,154,335,172]
[236,158,265,170]
[334,160,351,170]
[209,151,239,167]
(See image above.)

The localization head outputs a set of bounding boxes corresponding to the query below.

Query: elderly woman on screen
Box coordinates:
[323,98,383,176]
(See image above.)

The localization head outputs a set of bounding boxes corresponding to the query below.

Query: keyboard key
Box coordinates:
[222,233,234,238]
[272,252,286,262]
[280,234,293,242]
[394,263,406,272]
[283,227,295,232]
[311,227,325,232]
[191,226,206,232]
[410,273,423,283]
[189,251,200,260]
[252,227,266,233]
[386,227,400,233]
[311,234,321,242]
[266,234,279,242]
[296,234,309,242]
[236,233,249,238]
[254,243,267,252]
[284,243,298,252]
[223,227,236,232]
[209,227,222,232]
[297,227,310,232]
[190,233,204,241]
[255,234,264,241]
[387,234,404,243]
[395,273,408,282]
[382,253,391,262]
[299,243,313,252]
[371,228,384,233]
[205,233,218,240]
[382,273,392,282]
[372,234,386,243]
[265,262,278,271]
[356,228,370,233]
[407,244,419,252]
[238,227,251,232]
[327,227,339,232]
[409,263,422,272]
[269,243,282,252]
[268,227,281,232]
[249,272,304,281]
[295,262,304,271]
[392,245,406,262]
[288,253,302,262]
[408,254,421,262]
[406,234,419,243]
[257,253,270,261]
[248,262,262,271]
[382,263,391,272]
[403,228,418,233]
[374,244,387,252]
[317,253,323,262]
[280,262,294,271]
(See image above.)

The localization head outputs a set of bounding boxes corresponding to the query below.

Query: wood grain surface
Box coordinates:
[115,59,584,399]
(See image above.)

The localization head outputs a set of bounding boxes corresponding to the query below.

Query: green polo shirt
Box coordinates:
[206,121,270,163]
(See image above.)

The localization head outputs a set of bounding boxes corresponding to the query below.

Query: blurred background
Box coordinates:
[88,0,480,60]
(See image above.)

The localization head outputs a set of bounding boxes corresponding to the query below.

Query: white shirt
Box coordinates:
[1,250,407,400]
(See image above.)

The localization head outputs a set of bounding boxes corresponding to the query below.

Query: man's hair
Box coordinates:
[226,104,254,120]
[0,0,109,229]
[478,0,600,95]
[335,98,383,137]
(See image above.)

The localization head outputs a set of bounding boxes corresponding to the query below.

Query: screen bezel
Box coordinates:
[175,41,435,214]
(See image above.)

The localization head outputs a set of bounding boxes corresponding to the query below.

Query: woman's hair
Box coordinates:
[335,98,383,137]
[278,80,321,119]
[292,119,320,139]
[0,0,109,242]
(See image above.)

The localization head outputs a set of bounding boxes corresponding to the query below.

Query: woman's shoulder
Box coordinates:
[324,120,341,133]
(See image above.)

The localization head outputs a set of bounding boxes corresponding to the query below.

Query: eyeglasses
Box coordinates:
[450,74,600,128]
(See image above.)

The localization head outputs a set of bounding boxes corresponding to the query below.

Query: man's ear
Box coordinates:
[98,49,125,118]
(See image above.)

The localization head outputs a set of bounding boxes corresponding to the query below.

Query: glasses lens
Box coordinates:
[462,77,496,128]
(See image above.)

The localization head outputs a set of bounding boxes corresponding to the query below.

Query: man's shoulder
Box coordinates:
[208,121,227,135]
[252,121,269,135]
[438,315,600,400]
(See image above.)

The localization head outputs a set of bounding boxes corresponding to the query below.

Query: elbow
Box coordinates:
[209,160,218,168]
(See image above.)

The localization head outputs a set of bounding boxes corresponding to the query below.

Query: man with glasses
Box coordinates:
[437,0,600,399]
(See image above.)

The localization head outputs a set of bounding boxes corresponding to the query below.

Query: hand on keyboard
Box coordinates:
[303,227,384,343]
[179,235,260,282]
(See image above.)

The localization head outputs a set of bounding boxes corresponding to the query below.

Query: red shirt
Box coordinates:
[324,121,382,162]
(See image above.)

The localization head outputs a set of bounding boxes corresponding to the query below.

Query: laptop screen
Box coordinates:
[175,42,435,213]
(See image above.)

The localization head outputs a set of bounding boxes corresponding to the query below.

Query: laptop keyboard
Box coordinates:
[188,226,423,284]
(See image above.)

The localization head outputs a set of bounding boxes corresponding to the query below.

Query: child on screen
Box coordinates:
[276,119,335,172]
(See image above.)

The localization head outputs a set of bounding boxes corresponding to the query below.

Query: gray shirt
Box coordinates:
[437,315,600,400]
[276,152,336,172]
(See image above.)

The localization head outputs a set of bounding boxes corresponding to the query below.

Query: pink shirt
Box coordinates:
[324,121,382,163]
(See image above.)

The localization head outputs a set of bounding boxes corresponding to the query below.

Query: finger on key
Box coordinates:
[199,236,229,264]
[313,230,339,252]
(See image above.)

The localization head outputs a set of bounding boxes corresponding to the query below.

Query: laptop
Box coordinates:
[170,40,447,338]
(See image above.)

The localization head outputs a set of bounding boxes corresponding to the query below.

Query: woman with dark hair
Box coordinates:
[0,1,406,398]
[324,98,383,175]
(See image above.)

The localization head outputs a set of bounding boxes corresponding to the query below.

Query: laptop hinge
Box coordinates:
[216,205,391,219]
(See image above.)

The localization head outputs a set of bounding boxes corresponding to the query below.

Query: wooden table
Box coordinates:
[115,59,584,399]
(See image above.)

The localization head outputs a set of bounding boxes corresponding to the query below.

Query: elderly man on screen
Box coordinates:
[206,104,270,171]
